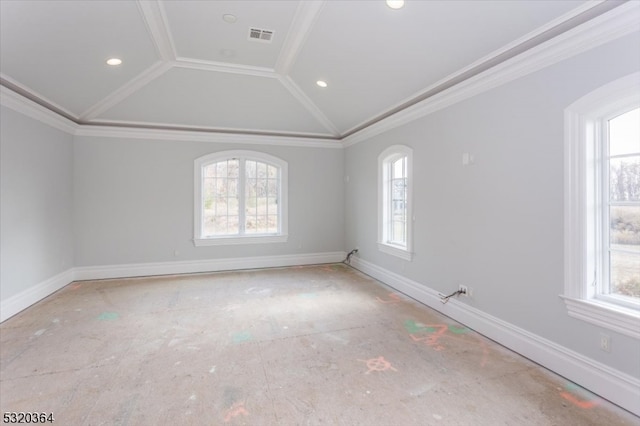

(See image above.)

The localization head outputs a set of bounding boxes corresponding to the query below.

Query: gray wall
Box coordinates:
[344,32,640,378]
[0,106,74,300]
[73,137,344,266]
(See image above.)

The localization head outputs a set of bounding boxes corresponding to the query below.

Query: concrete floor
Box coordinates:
[1,264,637,425]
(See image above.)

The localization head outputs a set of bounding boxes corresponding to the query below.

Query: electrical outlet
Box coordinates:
[600,333,611,352]
[459,285,469,297]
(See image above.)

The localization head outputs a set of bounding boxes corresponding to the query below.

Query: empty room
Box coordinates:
[1,0,639,424]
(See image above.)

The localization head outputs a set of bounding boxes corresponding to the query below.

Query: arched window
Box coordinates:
[378,145,413,260]
[564,72,639,337]
[194,150,288,246]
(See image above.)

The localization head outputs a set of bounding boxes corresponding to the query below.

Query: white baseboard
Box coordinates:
[5,253,636,415]
[350,257,640,417]
[1,251,345,323]
[72,251,345,281]
[0,269,74,322]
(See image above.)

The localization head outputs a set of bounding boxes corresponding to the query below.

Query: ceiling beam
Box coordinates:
[79,61,173,121]
[136,0,176,61]
[275,0,325,75]
[279,76,340,137]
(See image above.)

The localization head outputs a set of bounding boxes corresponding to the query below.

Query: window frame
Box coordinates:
[599,107,640,309]
[563,72,640,339]
[193,150,288,246]
[378,145,413,261]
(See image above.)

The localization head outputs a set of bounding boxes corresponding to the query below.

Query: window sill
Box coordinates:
[560,295,640,339]
[378,243,412,261]
[194,234,288,246]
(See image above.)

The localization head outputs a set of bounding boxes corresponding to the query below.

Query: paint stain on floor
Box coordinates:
[97,312,119,321]
[231,331,252,343]
[0,265,637,425]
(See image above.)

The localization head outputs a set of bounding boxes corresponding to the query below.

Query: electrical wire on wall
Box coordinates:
[343,248,358,264]
[439,289,466,304]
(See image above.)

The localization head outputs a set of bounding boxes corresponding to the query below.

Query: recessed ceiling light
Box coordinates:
[106,58,122,66]
[316,80,328,88]
[386,0,404,9]
[222,14,237,23]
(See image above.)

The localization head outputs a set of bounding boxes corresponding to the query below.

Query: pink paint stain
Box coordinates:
[409,324,448,351]
[560,392,598,409]
[376,293,406,304]
[406,322,490,364]
[358,356,398,374]
[224,402,249,422]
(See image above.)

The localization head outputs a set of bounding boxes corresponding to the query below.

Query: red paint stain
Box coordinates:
[358,356,398,374]
[406,322,490,364]
[376,293,405,304]
[224,402,248,422]
[410,334,445,351]
[408,324,448,351]
[560,391,598,409]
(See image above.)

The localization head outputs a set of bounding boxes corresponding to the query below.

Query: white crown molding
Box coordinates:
[279,75,340,136]
[342,1,640,147]
[172,58,276,78]
[0,73,79,121]
[4,83,340,146]
[75,123,341,148]
[1,86,78,134]
[340,0,607,139]
[275,0,325,75]
[79,61,173,121]
[3,2,637,148]
[350,257,640,417]
[136,0,176,61]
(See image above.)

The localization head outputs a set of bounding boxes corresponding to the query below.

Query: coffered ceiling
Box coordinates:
[0,0,621,140]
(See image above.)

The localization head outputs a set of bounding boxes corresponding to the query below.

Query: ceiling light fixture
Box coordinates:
[316,80,328,88]
[386,0,404,9]
[106,58,122,66]
[223,14,237,23]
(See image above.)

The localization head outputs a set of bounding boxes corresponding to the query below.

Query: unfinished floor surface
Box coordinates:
[1,264,637,425]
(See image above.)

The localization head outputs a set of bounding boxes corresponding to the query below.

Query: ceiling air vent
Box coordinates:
[248,27,274,43]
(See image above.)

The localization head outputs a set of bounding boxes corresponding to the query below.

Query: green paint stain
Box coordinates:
[565,383,579,391]
[97,312,119,321]
[564,382,596,400]
[404,320,435,334]
[299,293,318,299]
[448,325,469,334]
[232,331,252,343]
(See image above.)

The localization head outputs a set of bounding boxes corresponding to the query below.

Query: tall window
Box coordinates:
[194,151,288,246]
[564,72,639,338]
[605,108,639,303]
[379,145,413,260]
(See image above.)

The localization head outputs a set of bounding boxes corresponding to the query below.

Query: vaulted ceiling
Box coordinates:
[0,0,620,140]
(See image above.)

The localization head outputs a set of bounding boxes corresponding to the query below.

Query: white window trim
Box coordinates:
[193,150,288,246]
[378,145,413,261]
[563,72,640,339]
